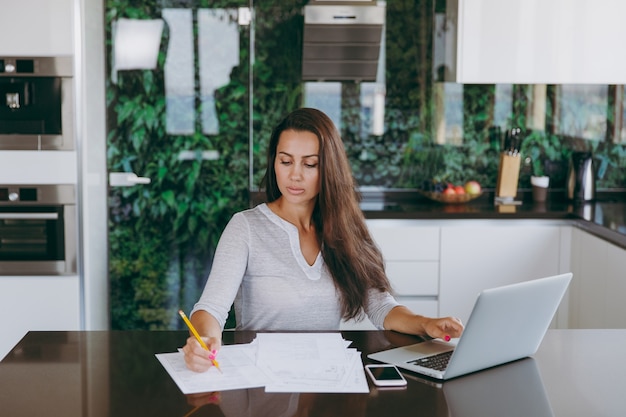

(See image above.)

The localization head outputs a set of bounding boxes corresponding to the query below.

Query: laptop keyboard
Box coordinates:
[407,350,453,371]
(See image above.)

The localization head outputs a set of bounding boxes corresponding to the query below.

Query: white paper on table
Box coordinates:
[155,344,269,394]
[255,333,369,393]
[263,348,369,393]
[255,333,349,363]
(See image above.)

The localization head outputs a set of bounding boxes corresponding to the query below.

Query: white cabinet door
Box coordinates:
[569,228,606,328]
[569,228,626,328]
[367,219,440,307]
[0,0,74,56]
[444,0,626,84]
[386,262,438,296]
[367,221,439,261]
[439,222,563,324]
[605,242,626,329]
[605,242,626,328]
[0,276,80,360]
[395,297,438,319]
[368,221,440,315]
[341,221,440,330]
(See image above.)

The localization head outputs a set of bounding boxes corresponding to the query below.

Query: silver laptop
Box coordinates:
[368,273,572,380]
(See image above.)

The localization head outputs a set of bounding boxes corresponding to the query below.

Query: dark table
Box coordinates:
[1,329,625,417]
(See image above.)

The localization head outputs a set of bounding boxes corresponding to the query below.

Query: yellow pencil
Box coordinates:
[178,309,222,373]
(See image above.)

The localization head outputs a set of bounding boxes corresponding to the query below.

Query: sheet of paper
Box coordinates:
[155,344,268,394]
[263,348,369,393]
[255,333,369,393]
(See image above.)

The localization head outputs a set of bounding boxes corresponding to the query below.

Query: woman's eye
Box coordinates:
[305,163,318,168]
[279,160,291,165]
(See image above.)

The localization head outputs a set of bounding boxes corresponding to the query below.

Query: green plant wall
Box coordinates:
[106,0,250,330]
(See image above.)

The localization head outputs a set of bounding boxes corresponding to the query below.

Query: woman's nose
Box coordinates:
[289,164,303,180]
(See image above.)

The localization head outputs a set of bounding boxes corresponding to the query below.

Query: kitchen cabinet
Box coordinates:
[0,0,74,56]
[341,220,440,330]
[569,227,626,328]
[0,152,78,184]
[0,276,80,360]
[440,0,626,84]
[439,221,571,325]
[342,219,572,330]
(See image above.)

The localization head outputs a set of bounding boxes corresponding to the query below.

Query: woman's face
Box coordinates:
[274,129,320,205]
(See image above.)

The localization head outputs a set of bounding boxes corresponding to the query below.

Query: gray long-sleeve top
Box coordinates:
[191,204,399,331]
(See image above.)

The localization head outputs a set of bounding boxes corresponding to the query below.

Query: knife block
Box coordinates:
[496,153,521,200]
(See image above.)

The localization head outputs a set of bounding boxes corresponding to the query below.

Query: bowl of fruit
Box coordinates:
[420,180,482,204]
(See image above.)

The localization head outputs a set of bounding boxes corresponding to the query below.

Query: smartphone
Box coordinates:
[365,364,407,387]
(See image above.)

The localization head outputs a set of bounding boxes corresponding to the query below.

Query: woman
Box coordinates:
[183,108,463,372]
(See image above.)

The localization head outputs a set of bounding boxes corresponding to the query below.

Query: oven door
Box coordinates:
[0,205,75,275]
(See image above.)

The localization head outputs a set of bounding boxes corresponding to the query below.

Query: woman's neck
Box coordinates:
[268,198,315,231]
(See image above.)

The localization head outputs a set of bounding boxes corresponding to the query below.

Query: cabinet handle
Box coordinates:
[0,213,59,220]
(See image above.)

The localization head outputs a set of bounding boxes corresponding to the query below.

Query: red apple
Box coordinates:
[454,185,466,194]
[464,180,482,195]
[442,186,456,195]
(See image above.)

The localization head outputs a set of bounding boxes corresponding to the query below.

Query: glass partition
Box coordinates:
[106,0,250,330]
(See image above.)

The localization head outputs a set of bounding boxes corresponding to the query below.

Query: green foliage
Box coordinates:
[109,225,174,329]
[399,140,499,188]
[581,141,626,189]
[107,1,249,330]
[520,131,566,177]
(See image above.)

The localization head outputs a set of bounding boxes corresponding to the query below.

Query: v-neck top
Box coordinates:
[191,204,399,331]
[260,204,323,277]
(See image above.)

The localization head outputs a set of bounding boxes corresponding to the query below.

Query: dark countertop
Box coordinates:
[250,189,626,249]
[359,189,626,249]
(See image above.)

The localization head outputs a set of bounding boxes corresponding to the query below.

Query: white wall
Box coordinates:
[77,0,109,331]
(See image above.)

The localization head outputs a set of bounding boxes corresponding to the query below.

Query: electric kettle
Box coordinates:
[567,152,596,201]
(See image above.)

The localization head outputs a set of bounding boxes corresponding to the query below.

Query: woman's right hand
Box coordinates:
[182,334,222,373]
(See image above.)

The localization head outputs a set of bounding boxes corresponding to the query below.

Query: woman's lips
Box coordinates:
[286,186,304,195]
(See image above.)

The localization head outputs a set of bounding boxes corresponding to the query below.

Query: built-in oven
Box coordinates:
[0,185,76,275]
[0,56,74,150]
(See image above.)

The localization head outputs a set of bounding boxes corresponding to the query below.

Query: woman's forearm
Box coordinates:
[383,305,464,340]
[190,310,223,346]
[383,305,428,335]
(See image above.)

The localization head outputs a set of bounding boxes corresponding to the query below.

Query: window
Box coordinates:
[556,85,608,141]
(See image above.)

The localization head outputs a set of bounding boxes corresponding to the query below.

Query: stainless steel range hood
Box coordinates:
[302,1,385,82]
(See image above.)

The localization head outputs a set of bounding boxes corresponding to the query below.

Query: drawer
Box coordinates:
[395,297,439,318]
[368,223,440,261]
[387,261,439,296]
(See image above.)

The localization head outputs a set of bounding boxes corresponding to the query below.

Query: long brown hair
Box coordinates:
[262,108,391,320]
